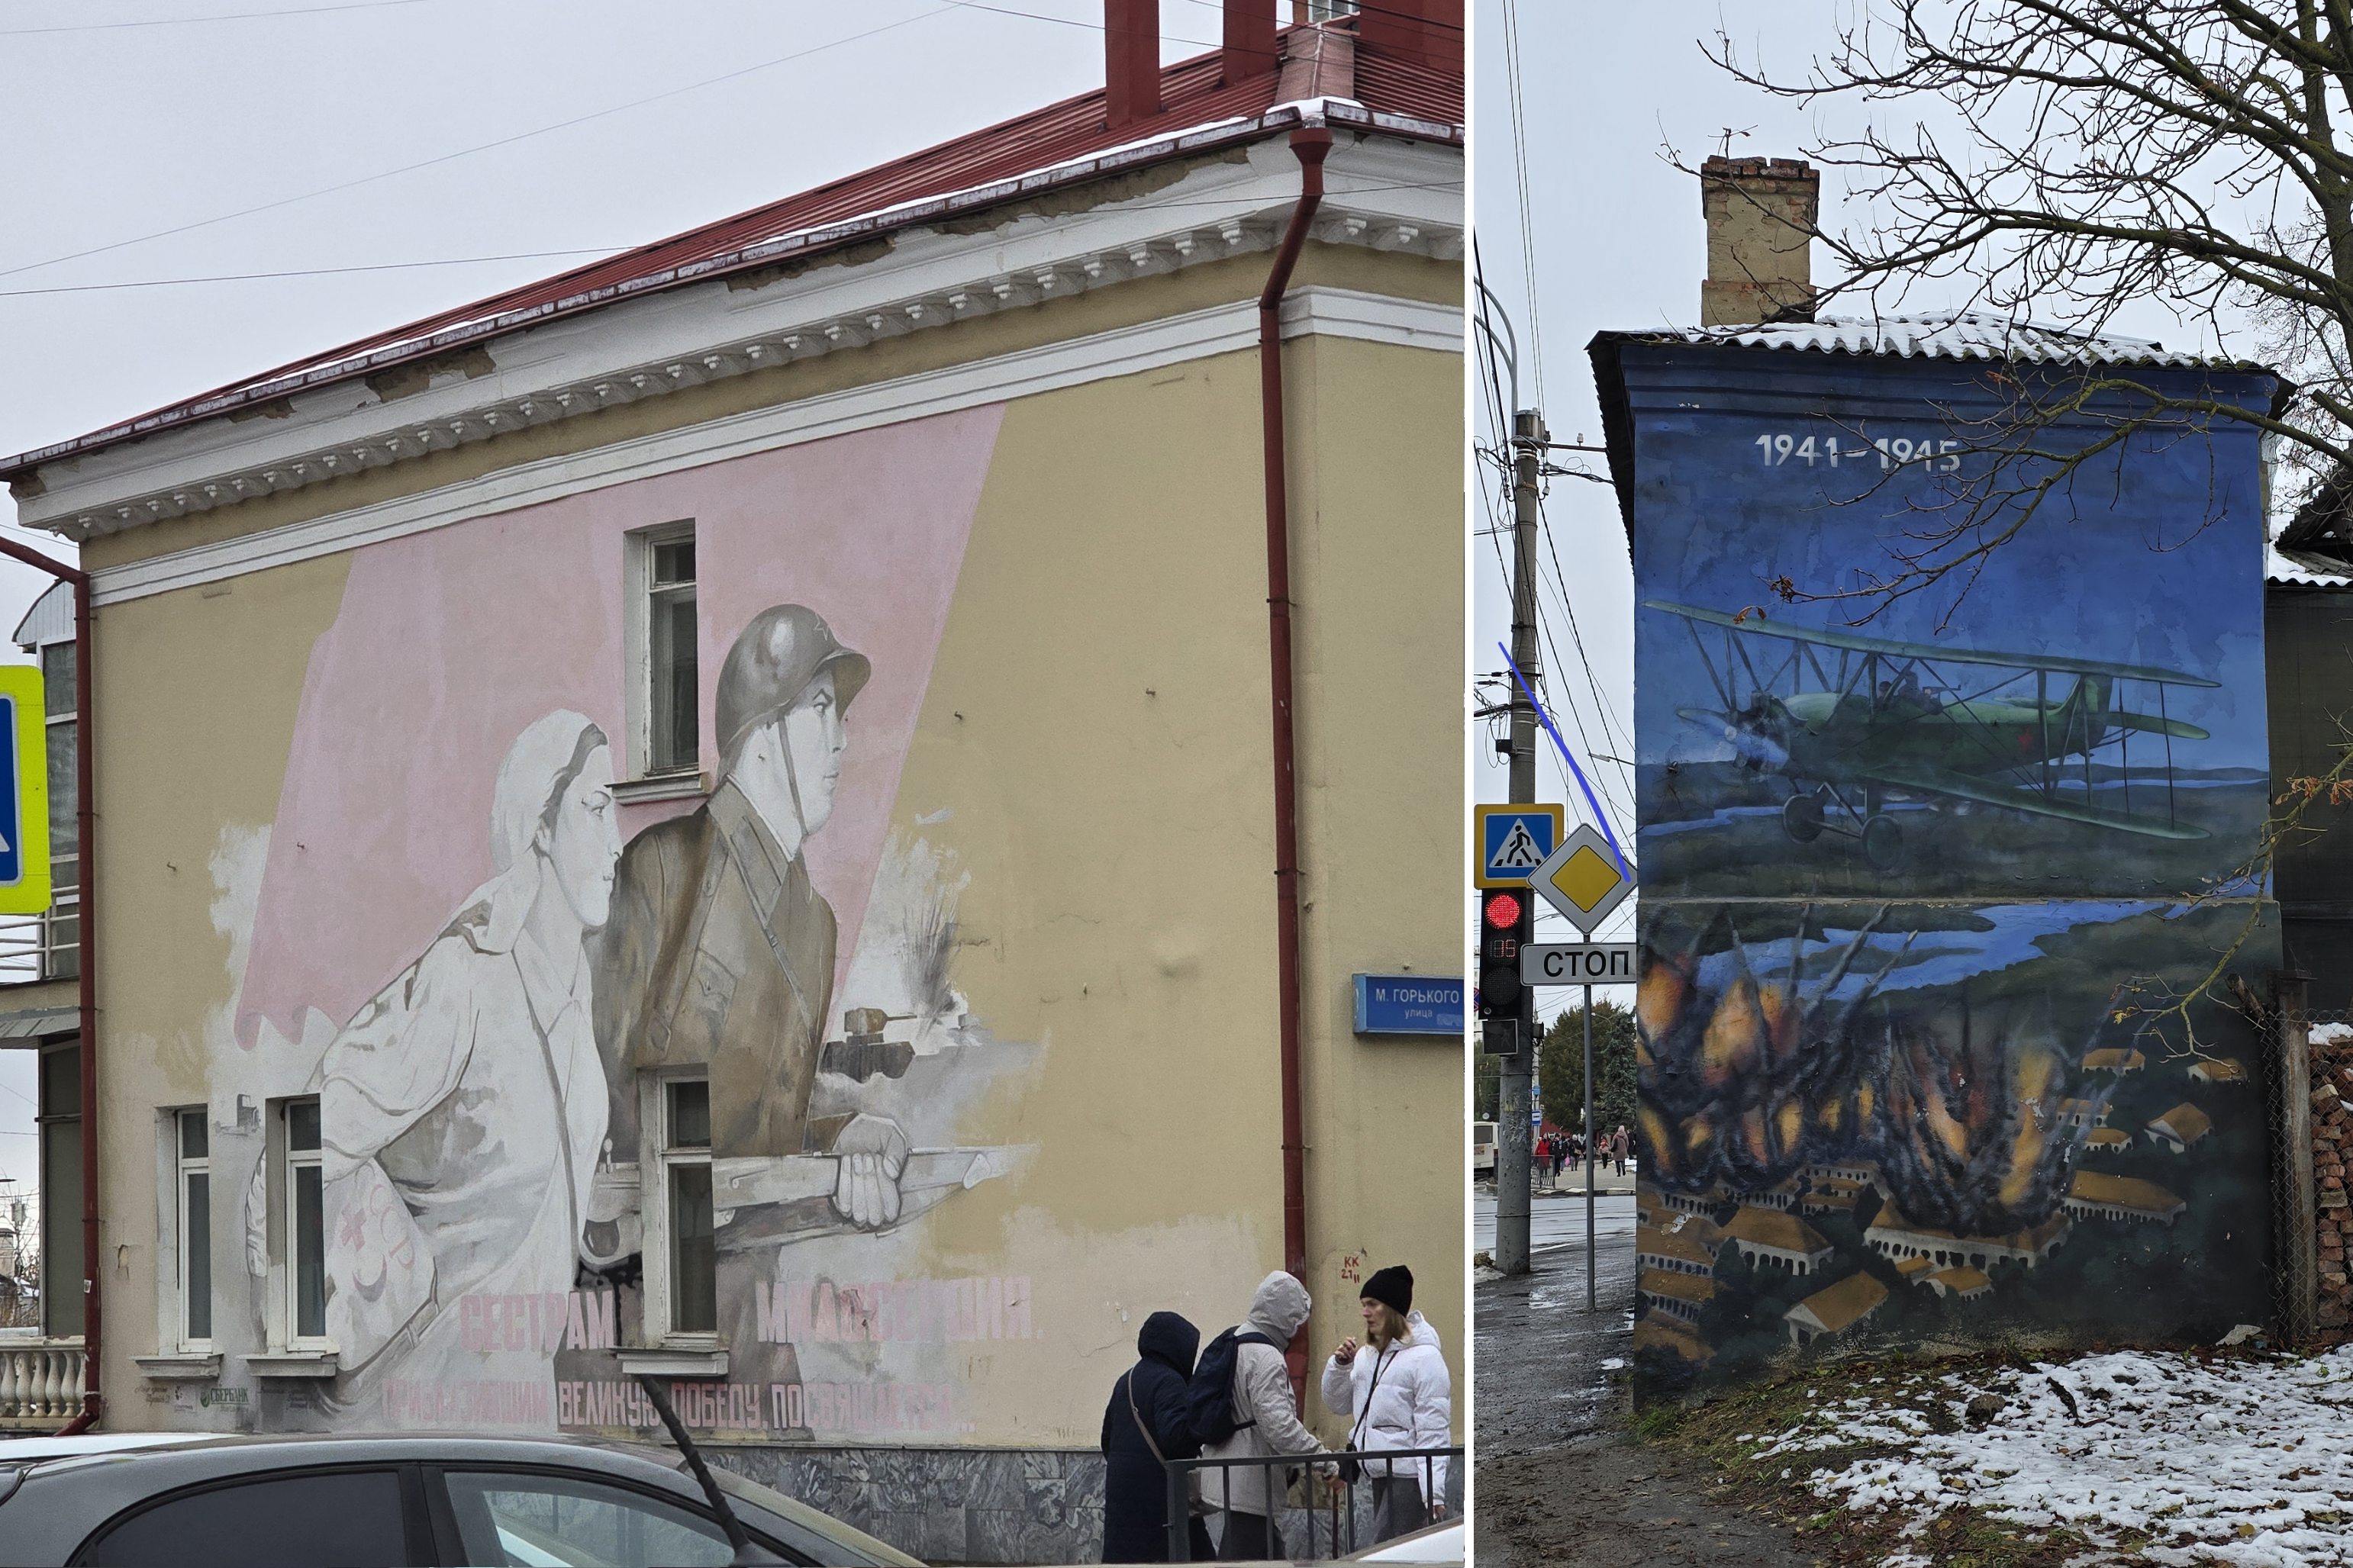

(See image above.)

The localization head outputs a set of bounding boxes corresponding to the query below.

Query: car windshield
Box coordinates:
[704,1467,923,1567]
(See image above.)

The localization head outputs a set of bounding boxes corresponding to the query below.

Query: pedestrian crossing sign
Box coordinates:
[1475,803,1565,888]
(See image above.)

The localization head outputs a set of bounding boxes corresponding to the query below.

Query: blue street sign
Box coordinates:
[1352,974,1464,1036]
[1475,803,1564,887]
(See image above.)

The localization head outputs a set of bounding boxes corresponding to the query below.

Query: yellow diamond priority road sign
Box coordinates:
[1528,823,1632,935]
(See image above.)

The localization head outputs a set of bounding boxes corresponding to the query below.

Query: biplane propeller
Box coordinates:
[1643,600,2217,871]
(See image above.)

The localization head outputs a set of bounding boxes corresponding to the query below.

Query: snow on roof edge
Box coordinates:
[1612,309,2263,372]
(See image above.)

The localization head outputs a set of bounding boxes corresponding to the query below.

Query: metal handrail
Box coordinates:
[1162,1444,1461,1561]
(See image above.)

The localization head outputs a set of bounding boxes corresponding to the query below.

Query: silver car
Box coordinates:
[0,1431,925,1567]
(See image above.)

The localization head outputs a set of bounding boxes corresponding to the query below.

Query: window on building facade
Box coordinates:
[627,525,698,778]
[37,1039,80,1339]
[40,640,75,981]
[280,1097,326,1344]
[649,1075,716,1339]
[176,1109,211,1347]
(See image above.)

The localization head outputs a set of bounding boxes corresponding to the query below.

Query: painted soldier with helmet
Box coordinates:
[592,603,910,1232]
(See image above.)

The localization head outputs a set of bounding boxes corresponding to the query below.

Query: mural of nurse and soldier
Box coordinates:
[1624,360,2279,1397]
[219,407,1035,1435]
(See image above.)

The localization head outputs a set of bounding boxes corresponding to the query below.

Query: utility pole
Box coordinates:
[1495,406,1545,1277]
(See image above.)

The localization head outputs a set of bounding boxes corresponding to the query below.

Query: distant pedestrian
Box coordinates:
[1549,1141,1565,1183]
[1534,1135,1552,1187]
[1202,1271,1329,1560]
[1320,1267,1452,1543]
[1613,1125,1630,1177]
[1100,1312,1214,1563]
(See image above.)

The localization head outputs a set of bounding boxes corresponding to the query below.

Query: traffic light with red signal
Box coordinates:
[1476,886,1530,1053]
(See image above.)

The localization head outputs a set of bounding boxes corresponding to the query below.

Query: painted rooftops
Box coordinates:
[1787,1270,1888,1335]
[0,15,1462,481]
[1638,1267,1718,1307]
[2147,1103,2214,1145]
[2081,1048,2146,1073]
[1632,1315,1712,1363]
[2067,1170,2187,1219]
[1635,1225,1717,1270]
[1927,1267,1993,1299]
[1723,1205,1832,1257]
[1865,1205,2068,1257]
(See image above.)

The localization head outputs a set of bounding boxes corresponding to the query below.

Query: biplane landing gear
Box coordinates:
[1861,813,1903,871]
[1782,791,1825,844]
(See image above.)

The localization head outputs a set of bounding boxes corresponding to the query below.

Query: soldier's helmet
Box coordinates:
[715,604,872,758]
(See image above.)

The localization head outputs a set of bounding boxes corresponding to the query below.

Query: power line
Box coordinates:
[940,0,1217,47]
[0,0,437,35]
[1500,0,1546,410]
[0,5,957,283]
[0,249,633,299]
[0,175,1457,303]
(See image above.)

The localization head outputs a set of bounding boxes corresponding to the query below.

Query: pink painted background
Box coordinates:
[237,404,1005,1048]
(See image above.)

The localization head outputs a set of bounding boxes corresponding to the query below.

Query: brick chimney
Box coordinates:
[1105,0,1161,130]
[1354,0,1464,73]
[1224,0,1277,83]
[1700,156,1820,327]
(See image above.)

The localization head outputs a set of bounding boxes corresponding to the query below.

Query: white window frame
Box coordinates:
[169,1108,212,1353]
[269,1096,330,1351]
[39,640,76,982]
[637,1072,717,1349]
[623,521,699,783]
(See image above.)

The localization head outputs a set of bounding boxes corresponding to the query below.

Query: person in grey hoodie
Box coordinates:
[1201,1270,1329,1560]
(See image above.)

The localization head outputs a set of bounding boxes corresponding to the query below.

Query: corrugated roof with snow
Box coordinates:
[2270,529,2353,587]
[1609,310,2257,370]
[2,18,1461,479]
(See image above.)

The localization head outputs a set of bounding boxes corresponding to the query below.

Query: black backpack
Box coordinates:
[1185,1328,1276,1444]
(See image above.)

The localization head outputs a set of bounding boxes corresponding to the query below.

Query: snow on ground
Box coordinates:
[1747,1347,2353,1565]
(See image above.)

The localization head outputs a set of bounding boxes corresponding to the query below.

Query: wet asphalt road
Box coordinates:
[1471,1193,1637,1257]
[1472,1202,1821,1567]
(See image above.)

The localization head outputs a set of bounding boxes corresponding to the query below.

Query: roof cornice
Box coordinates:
[15,127,1461,541]
[4,100,1457,488]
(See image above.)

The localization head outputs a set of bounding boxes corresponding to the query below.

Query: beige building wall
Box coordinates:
[73,250,1460,1449]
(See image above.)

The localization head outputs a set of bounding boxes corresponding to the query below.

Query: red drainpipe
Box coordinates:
[1259,124,1331,1396]
[0,539,99,1435]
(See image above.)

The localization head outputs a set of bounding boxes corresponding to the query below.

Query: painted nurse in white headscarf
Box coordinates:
[314,710,620,1425]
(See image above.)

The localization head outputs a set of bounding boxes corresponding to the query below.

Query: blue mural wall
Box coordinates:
[1615,342,2281,1395]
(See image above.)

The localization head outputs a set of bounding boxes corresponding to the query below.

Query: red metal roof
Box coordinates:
[5,20,1460,479]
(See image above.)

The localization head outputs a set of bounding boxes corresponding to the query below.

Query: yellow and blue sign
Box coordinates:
[1474,803,1564,888]
[0,668,49,915]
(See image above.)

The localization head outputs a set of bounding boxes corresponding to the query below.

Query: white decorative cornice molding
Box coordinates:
[85,286,1459,608]
[21,134,1460,541]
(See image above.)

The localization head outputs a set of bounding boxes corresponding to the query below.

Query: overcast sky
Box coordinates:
[0,0,1242,1189]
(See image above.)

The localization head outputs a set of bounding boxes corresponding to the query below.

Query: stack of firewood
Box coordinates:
[2315,1036,2353,1328]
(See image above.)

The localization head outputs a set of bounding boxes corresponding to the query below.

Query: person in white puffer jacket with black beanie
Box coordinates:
[1319,1265,1451,1543]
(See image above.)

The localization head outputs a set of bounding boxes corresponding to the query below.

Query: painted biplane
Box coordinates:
[1644,600,2218,870]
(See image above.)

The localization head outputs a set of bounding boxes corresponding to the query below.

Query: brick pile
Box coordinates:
[2315,1033,2353,1328]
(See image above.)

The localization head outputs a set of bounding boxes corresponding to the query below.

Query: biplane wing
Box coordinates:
[1642,600,2222,689]
[1858,756,2212,841]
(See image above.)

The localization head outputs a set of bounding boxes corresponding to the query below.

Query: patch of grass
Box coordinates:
[1628,1403,1681,1442]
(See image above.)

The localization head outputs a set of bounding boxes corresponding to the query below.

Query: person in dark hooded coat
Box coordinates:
[1099,1311,1214,1563]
